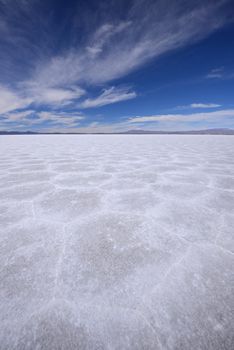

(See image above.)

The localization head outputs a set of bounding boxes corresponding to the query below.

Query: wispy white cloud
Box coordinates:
[0,83,86,115]
[80,87,136,108]
[37,111,84,126]
[3,109,34,121]
[206,67,224,79]
[206,67,234,80]
[190,103,221,108]
[0,82,87,118]
[177,102,222,109]
[0,85,31,114]
[86,21,132,59]
[128,109,234,123]
[28,86,86,107]
[0,109,85,129]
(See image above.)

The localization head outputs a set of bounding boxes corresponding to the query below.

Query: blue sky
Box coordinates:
[0,0,234,132]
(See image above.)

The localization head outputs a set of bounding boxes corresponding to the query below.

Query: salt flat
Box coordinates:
[0,135,233,350]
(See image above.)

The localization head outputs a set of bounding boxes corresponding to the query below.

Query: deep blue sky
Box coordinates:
[0,0,234,132]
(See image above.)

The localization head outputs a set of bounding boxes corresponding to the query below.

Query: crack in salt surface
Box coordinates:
[30,200,36,219]
[52,223,70,298]
[151,245,193,293]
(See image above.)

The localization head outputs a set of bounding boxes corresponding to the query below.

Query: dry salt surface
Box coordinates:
[0,135,234,350]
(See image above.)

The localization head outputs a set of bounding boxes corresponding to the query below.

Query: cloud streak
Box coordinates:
[80,87,136,108]
[177,103,222,110]
[190,103,221,108]
[128,109,234,123]
[0,109,85,130]
[206,67,224,79]
[0,85,31,114]
[26,85,86,107]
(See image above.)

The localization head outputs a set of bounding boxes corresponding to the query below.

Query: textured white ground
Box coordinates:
[0,135,233,350]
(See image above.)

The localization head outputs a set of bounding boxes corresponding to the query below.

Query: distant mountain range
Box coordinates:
[0,128,234,135]
[121,128,234,135]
